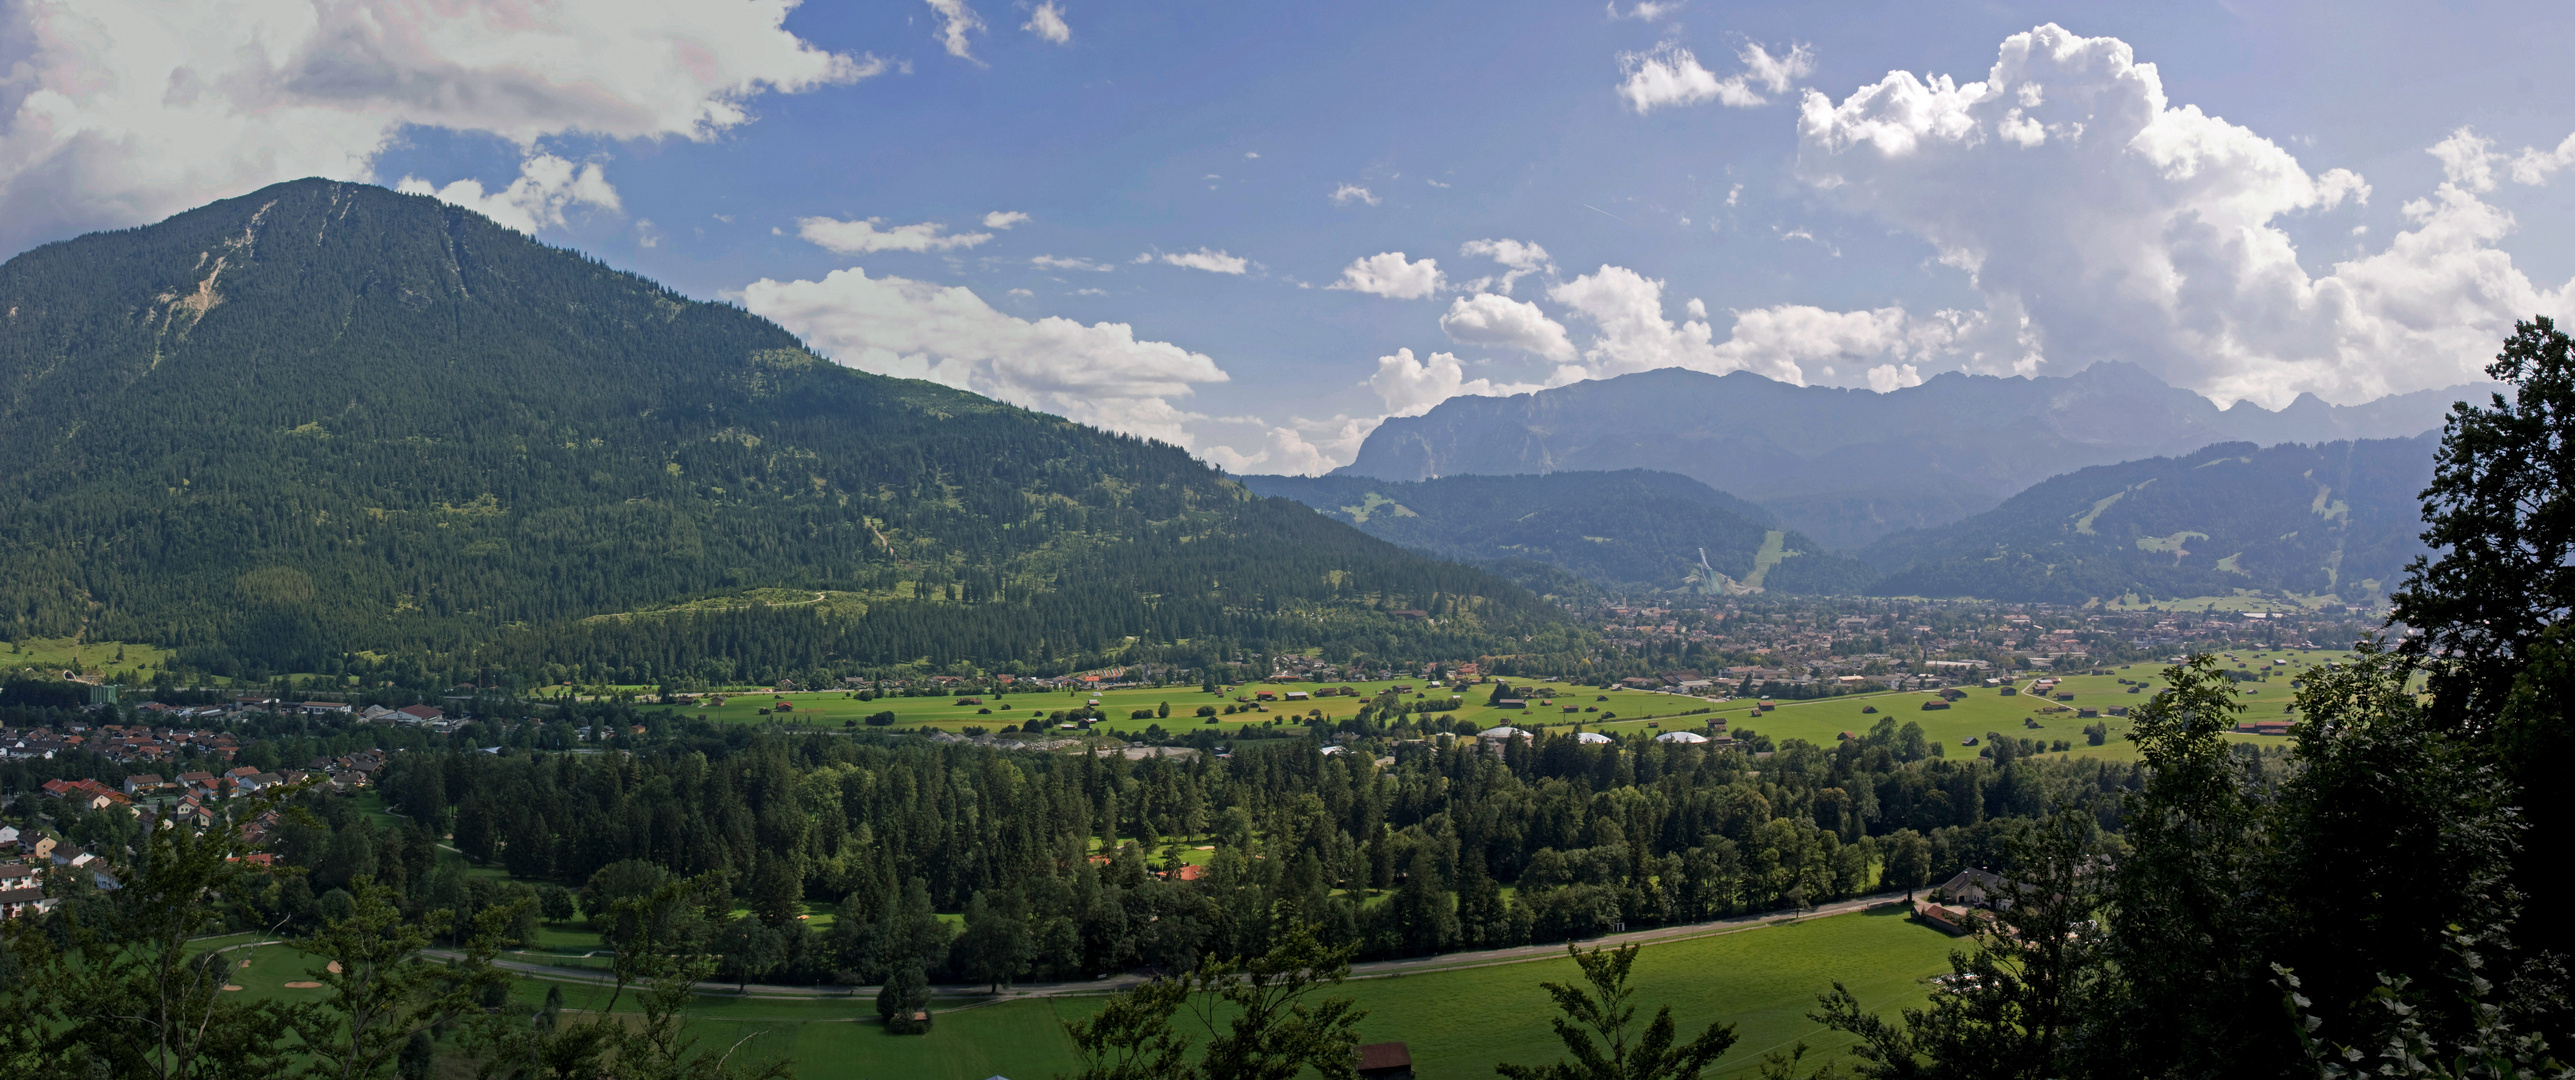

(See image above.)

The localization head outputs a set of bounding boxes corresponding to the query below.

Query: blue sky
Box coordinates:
[6,0,2573,471]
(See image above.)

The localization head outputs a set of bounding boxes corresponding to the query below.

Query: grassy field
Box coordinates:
[377,905,1961,1080]
[658,677,1735,742]
[0,636,178,677]
[1723,647,2339,765]
[635,649,2341,766]
[205,906,1958,1077]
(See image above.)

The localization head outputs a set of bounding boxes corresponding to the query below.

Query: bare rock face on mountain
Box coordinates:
[1336,365,2487,548]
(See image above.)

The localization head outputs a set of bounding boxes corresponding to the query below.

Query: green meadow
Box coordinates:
[644,649,2341,765]
[218,905,1958,1080]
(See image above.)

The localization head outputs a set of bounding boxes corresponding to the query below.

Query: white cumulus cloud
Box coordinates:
[1458,238,1554,294]
[1794,22,2574,405]
[1330,183,1380,207]
[926,0,984,60]
[1866,363,1924,393]
[1369,349,1544,418]
[1031,254,1111,271]
[2426,126,2575,190]
[1023,1,1071,44]
[1200,416,1379,476]
[797,216,992,254]
[1440,294,1577,363]
[1616,40,1813,114]
[982,210,1030,229]
[1329,252,1444,299]
[0,0,875,256]
[1158,248,1249,274]
[742,267,1227,445]
[1548,264,1965,385]
[395,154,618,235]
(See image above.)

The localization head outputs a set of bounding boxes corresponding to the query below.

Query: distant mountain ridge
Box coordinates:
[1236,470,1879,597]
[1859,435,2437,605]
[1335,364,2486,548]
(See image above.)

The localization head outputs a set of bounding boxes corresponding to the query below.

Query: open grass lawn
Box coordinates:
[470,906,1959,1080]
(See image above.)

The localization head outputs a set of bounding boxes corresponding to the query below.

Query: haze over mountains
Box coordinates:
[0,180,1560,678]
[1335,365,2488,549]
[1236,470,1878,598]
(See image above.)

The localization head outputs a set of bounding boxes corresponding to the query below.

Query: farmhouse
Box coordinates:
[1356,1042,1416,1079]
[1936,867,2006,907]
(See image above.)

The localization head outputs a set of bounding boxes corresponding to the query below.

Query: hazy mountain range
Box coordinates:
[1235,470,1878,598]
[1336,364,2487,549]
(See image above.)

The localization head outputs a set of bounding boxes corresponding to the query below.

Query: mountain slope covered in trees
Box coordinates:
[1860,435,2436,604]
[1237,470,1879,596]
[0,180,1567,681]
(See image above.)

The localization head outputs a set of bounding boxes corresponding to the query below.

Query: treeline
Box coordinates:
[283,715,2139,987]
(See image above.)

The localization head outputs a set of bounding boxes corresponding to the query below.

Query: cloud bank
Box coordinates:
[1794,22,2574,406]
[743,267,1227,446]
[0,0,873,254]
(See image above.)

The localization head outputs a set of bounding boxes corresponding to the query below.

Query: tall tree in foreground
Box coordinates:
[2391,315,2575,976]
[2392,315,2575,722]
[2090,654,2279,1077]
[0,788,303,1078]
[1062,977,1194,1080]
[1056,920,1367,1080]
[1496,941,1737,1080]
[1187,922,1369,1080]
[287,878,517,1080]
[1815,811,2106,1080]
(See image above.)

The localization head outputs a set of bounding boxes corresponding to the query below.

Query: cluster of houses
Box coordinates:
[1,696,456,769]
[190,698,453,730]
[2,722,240,765]
[0,745,394,921]
[0,823,124,919]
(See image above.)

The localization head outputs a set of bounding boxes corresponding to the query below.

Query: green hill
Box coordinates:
[1236,470,1880,597]
[1860,436,2435,605]
[0,180,1565,682]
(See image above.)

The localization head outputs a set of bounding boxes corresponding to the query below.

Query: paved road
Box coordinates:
[438,889,1919,1005]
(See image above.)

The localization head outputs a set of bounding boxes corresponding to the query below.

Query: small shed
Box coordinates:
[1356,1041,1416,1079]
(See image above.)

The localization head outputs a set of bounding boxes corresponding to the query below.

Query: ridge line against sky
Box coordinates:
[3,1,2572,474]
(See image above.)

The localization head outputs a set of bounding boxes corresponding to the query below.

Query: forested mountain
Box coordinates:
[0,180,1565,682]
[1336,364,2482,548]
[1860,435,2436,605]
[1236,470,1878,596]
